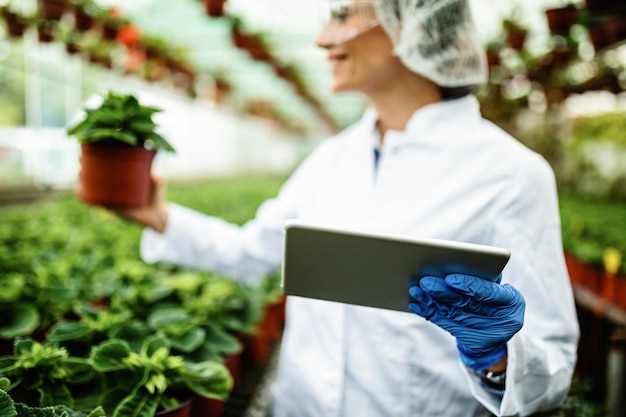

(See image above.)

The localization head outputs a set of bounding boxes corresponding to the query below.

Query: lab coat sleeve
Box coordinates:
[465,155,580,417]
[141,177,307,288]
[140,199,288,286]
[138,139,333,286]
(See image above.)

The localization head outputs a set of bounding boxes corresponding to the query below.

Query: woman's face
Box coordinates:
[316,3,407,95]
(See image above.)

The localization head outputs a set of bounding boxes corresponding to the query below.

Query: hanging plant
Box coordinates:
[545,4,580,36]
[70,0,96,31]
[503,18,528,50]
[96,6,126,41]
[85,39,116,68]
[0,8,29,37]
[36,19,56,43]
[204,0,227,17]
[57,21,83,55]
[38,0,68,21]
[485,41,503,68]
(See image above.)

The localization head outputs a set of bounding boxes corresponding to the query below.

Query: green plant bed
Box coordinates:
[164,175,286,225]
[559,192,626,274]
[0,175,287,415]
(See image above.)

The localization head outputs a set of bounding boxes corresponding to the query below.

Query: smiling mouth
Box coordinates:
[329,52,348,62]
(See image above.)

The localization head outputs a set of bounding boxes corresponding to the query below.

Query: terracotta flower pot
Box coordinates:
[37,21,55,43]
[191,396,223,417]
[156,399,192,417]
[3,12,28,37]
[78,143,156,208]
[241,330,271,368]
[564,252,604,293]
[602,274,626,312]
[223,351,241,391]
[545,6,578,35]
[72,6,93,31]
[204,0,226,17]
[506,29,527,50]
[38,0,67,21]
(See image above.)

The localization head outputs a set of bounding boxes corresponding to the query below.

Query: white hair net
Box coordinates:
[370,0,487,88]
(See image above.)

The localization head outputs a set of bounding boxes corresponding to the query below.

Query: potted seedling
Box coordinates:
[0,378,105,417]
[67,91,175,208]
[89,334,232,417]
[0,338,96,409]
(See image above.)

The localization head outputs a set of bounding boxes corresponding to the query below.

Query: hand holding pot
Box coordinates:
[111,175,169,233]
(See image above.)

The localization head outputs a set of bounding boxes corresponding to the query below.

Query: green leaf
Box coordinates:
[109,323,151,353]
[85,407,106,417]
[128,121,156,134]
[203,325,242,356]
[64,358,95,384]
[0,389,17,417]
[0,378,10,390]
[147,308,190,328]
[13,338,35,356]
[122,96,139,112]
[166,328,204,354]
[14,402,56,417]
[183,362,232,400]
[112,390,159,417]
[135,106,161,119]
[0,305,40,339]
[67,118,92,137]
[142,335,169,359]
[146,133,174,153]
[0,358,18,374]
[38,383,72,407]
[99,387,130,416]
[88,111,125,127]
[90,340,130,372]
[47,323,92,343]
[76,129,138,146]
[52,405,105,417]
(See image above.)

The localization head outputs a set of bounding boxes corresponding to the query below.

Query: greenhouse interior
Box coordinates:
[1,0,626,416]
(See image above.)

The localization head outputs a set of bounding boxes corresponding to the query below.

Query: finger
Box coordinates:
[410,303,467,335]
[445,274,516,305]
[411,285,467,320]
[408,301,436,320]
[419,276,469,306]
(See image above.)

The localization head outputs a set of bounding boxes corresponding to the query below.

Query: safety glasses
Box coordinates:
[318,0,379,44]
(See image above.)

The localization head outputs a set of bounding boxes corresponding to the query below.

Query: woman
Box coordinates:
[115,1,579,416]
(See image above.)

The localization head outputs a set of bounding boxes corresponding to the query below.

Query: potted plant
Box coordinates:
[0,338,96,409]
[545,3,580,36]
[0,379,105,417]
[203,0,226,17]
[89,334,232,417]
[70,0,97,32]
[38,0,68,21]
[502,17,528,50]
[67,91,175,208]
[0,4,34,38]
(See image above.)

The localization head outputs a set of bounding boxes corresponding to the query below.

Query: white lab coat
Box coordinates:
[141,96,580,417]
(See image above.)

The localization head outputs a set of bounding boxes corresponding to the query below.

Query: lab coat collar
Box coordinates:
[360,95,481,144]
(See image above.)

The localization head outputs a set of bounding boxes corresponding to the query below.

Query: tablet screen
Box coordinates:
[281,219,511,312]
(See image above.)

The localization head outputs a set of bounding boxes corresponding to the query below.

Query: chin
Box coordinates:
[330,80,357,94]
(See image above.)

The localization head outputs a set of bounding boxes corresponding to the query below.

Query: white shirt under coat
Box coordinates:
[141,96,580,417]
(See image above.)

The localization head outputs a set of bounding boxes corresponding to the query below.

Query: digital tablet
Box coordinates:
[281,219,511,313]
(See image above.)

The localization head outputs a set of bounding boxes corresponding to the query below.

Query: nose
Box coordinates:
[316,24,336,49]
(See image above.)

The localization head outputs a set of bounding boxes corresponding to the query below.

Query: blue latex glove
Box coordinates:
[409,273,525,371]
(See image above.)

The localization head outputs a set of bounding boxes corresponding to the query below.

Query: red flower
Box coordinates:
[117,24,142,47]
